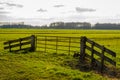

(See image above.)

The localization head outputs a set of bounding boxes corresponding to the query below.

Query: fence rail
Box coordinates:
[4,35,36,52]
[80,36,116,73]
[36,35,81,55]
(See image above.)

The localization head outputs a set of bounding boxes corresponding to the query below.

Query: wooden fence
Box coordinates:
[4,35,36,52]
[80,36,116,73]
[3,35,116,73]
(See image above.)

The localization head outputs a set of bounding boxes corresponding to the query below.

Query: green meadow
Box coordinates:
[0,29,120,80]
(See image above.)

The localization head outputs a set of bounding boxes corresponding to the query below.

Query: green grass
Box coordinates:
[0,29,120,80]
[0,52,108,80]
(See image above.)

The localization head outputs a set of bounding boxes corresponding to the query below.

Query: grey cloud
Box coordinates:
[0,2,23,8]
[66,15,87,21]
[76,7,96,13]
[0,2,3,4]
[6,3,23,8]
[0,11,10,14]
[95,18,120,23]
[0,7,4,10]
[18,17,55,21]
[0,15,9,20]
[37,8,47,12]
[0,14,14,21]
[54,5,64,8]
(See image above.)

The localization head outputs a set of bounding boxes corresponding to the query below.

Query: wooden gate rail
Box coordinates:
[4,35,36,52]
[36,35,81,55]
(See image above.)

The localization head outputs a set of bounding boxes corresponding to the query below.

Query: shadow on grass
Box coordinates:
[62,56,92,72]
[62,54,120,79]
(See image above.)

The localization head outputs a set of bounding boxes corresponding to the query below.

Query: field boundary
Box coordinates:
[3,35,116,74]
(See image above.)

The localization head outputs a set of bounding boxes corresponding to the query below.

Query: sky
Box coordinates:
[0,0,120,26]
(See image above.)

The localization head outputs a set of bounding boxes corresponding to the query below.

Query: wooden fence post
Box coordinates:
[80,36,86,62]
[31,35,36,52]
[91,42,95,68]
[35,36,37,51]
[19,38,22,50]
[101,46,105,73]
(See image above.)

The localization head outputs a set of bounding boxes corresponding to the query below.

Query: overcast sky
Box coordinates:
[0,0,120,26]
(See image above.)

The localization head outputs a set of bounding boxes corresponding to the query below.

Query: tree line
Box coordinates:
[0,22,120,29]
[0,24,33,28]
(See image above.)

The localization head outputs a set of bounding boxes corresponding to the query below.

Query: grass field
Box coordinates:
[0,29,120,80]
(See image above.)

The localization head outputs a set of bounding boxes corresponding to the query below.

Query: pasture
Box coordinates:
[0,29,120,80]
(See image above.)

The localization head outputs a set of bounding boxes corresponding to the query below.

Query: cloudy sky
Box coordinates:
[0,0,120,26]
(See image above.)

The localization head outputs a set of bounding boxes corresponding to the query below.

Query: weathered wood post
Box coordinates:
[19,38,22,50]
[91,42,95,68]
[80,36,86,62]
[35,36,37,51]
[100,46,105,73]
[30,35,36,52]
